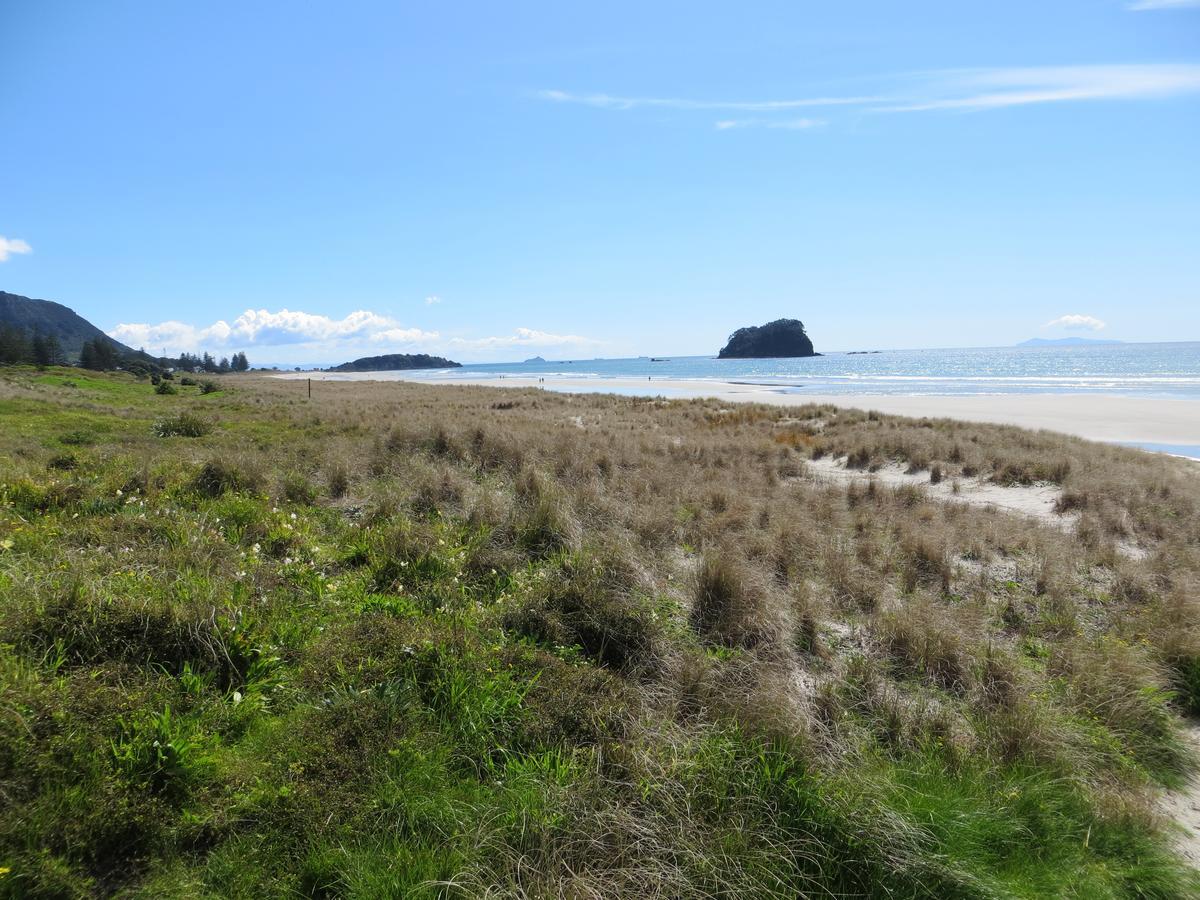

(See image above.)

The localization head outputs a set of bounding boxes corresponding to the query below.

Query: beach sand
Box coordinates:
[279,372,1200,450]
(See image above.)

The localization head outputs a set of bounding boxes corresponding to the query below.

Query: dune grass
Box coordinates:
[1,366,1199,897]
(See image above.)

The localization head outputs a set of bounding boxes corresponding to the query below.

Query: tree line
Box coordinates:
[0,325,65,367]
[0,324,250,373]
[176,351,251,374]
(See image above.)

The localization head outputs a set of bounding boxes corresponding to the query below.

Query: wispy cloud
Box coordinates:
[1044,314,1107,331]
[0,236,32,262]
[538,89,876,112]
[714,118,823,131]
[879,64,1200,112]
[425,295,442,305]
[1127,0,1200,10]
[449,328,600,351]
[541,64,1200,130]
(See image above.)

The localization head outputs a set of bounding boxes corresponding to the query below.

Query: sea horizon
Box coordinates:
[295,340,1200,403]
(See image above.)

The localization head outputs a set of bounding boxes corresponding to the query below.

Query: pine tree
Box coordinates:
[79,338,119,371]
[79,339,99,370]
[99,341,119,370]
[43,333,64,366]
[31,332,63,367]
[0,325,33,365]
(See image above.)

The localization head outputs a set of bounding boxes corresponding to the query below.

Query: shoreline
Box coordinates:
[273,372,1200,454]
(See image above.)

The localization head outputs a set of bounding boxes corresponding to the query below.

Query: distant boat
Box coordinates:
[650,357,669,362]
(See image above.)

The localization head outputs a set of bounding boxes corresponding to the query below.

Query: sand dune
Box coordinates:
[281,371,1200,450]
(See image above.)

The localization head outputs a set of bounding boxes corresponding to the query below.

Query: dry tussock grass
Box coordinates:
[242,376,1200,747]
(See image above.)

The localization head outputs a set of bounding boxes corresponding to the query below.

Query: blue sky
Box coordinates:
[1,1,1198,363]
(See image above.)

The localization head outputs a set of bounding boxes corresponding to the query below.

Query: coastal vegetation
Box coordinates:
[329,353,462,372]
[1,367,1199,897]
[1,293,251,378]
[718,318,817,358]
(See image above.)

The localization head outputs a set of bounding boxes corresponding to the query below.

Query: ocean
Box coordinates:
[393,341,1200,401]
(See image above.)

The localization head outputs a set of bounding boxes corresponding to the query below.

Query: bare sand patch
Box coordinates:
[1160,722,1200,868]
[803,456,1155,559]
[804,456,1074,528]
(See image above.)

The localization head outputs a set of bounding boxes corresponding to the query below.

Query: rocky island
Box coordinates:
[718,318,817,358]
[329,353,462,372]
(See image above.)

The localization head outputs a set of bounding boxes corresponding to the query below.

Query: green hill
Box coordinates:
[330,352,462,372]
[0,291,140,362]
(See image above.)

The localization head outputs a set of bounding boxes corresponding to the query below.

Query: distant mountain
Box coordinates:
[718,318,817,359]
[329,353,462,372]
[1017,337,1123,347]
[0,291,140,361]
[524,356,547,363]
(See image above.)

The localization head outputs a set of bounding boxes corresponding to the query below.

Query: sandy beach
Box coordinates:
[280,371,1200,451]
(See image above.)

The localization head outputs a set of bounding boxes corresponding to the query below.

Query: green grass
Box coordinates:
[0,367,1197,897]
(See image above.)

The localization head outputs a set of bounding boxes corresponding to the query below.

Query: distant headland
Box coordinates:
[718,318,817,359]
[328,353,462,372]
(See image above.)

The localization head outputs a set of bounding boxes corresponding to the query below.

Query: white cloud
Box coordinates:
[0,236,32,262]
[449,327,600,351]
[109,308,439,354]
[879,64,1200,112]
[715,117,823,131]
[542,64,1200,129]
[425,295,442,305]
[1044,314,1107,331]
[371,327,439,344]
[538,89,877,112]
[1128,0,1200,9]
[106,308,601,364]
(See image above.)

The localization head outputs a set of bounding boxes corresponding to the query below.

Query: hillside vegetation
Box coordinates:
[1,368,1199,897]
[0,293,139,363]
[329,354,462,373]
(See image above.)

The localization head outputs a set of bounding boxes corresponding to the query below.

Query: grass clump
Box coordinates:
[152,411,212,437]
[191,458,260,496]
